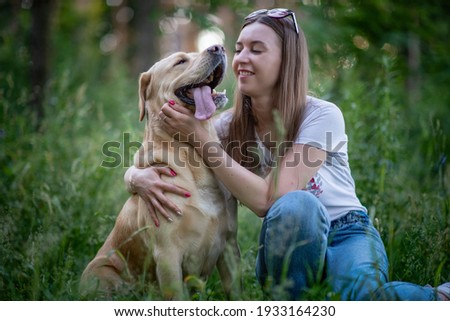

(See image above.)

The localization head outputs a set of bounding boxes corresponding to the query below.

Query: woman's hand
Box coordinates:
[125,166,190,227]
[159,100,211,146]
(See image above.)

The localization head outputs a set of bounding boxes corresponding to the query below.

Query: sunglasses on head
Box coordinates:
[244,8,299,35]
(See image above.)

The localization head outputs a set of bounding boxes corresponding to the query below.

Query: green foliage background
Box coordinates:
[0,0,448,300]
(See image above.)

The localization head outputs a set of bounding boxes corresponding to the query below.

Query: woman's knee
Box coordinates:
[266,190,329,230]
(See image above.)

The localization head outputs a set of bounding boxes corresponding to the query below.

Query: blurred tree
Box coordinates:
[308,0,450,105]
[30,0,55,130]
[129,0,162,75]
[302,0,449,185]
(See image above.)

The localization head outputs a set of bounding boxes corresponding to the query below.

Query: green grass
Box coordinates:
[1,51,448,300]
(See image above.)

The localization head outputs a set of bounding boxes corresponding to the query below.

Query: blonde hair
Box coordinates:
[224,13,309,172]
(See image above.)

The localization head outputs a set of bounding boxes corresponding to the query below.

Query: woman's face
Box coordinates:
[232,22,282,99]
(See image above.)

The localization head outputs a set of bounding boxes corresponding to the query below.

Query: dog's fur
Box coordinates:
[80,46,239,300]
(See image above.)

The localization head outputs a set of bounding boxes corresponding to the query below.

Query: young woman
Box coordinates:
[124,8,449,300]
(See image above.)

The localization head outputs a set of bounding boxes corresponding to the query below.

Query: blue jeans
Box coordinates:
[255,190,437,300]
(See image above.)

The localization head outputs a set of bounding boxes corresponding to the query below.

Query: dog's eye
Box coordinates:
[174,59,187,67]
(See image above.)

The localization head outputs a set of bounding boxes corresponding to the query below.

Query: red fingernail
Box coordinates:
[170,169,177,176]
[185,192,191,198]
[168,100,175,106]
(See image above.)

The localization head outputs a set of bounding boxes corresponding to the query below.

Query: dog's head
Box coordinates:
[139,45,228,122]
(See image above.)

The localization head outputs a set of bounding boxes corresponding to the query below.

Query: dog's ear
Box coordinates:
[139,72,152,122]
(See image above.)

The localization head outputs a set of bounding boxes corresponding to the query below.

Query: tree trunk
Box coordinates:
[30,0,54,130]
[129,0,161,76]
[407,32,421,107]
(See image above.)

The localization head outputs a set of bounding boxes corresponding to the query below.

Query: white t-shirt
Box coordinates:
[214,96,366,221]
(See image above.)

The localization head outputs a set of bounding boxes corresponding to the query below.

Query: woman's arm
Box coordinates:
[198,141,325,216]
[124,166,190,227]
[160,103,326,217]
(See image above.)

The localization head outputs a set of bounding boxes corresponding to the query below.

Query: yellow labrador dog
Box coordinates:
[81,45,239,299]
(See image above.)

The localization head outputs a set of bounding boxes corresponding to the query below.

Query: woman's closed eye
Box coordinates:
[234,48,262,54]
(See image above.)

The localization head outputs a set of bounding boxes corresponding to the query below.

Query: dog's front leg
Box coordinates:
[217,238,242,300]
[155,250,185,300]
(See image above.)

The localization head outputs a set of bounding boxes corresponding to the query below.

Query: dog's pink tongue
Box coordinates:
[192,86,215,120]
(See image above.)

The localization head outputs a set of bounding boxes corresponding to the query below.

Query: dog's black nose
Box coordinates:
[207,45,225,54]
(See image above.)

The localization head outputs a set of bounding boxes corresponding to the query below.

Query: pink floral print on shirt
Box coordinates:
[304,175,323,198]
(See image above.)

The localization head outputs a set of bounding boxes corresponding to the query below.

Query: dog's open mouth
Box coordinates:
[175,60,228,120]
